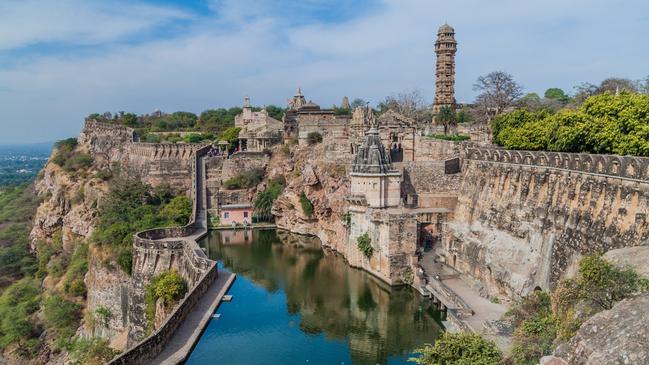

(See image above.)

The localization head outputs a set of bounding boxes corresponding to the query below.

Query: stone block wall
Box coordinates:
[413,137,462,161]
[221,152,269,181]
[348,208,418,285]
[445,147,649,299]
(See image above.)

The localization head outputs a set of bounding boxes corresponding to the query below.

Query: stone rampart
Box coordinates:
[112,145,217,361]
[107,263,217,365]
[446,147,649,298]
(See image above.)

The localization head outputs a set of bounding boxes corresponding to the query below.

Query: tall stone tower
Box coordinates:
[432,23,457,117]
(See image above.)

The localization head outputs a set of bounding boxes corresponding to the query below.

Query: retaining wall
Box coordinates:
[446,146,649,298]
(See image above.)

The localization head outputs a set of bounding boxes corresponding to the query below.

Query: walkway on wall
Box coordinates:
[147,272,236,365]
[148,155,234,364]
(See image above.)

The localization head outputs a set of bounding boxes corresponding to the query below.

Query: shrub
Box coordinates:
[218,127,242,149]
[92,178,176,247]
[427,133,470,141]
[254,176,286,222]
[63,243,89,298]
[341,212,351,226]
[43,295,81,349]
[55,138,78,151]
[143,134,161,143]
[68,336,119,365]
[552,254,649,340]
[410,331,503,365]
[223,168,264,190]
[356,232,373,258]
[508,292,558,365]
[0,278,42,351]
[183,133,205,144]
[144,270,187,332]
[306,132,323,145]
[299,191,314,218]
[117,247,133,275]
[94,307,112,328]
[160,195,192,226]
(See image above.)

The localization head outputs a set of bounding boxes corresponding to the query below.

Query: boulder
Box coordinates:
[553,294,649,364]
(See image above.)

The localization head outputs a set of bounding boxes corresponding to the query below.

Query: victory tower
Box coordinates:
[432,23,457,117]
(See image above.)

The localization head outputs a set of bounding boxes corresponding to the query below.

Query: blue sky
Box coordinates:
[0,0,648,144]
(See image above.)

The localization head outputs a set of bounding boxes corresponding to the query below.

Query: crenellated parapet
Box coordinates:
[127,143,210,160]
[465,147,649,182]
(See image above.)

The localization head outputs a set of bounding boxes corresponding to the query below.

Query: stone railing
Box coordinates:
[465,147,649,182]
[108,145,213,364]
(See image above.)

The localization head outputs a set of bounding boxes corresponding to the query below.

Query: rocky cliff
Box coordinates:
[271,143,350,248]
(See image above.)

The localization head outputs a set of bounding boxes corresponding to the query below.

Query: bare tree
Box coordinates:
[598,78,638,94]
[473,71,524,119]
[378,90,429,122]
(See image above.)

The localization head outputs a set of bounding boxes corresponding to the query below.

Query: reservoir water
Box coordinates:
[187,229,443,365]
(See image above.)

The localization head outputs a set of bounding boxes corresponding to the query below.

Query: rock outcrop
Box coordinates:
[553,294,649,365]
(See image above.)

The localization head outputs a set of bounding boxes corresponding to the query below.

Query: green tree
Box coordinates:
[435,106,456,134]
[254,176,286,222]
[265,105,286,121]
[218,127,242,150]
[160,195,192,226]
[544,88,569,103]
[350,98,367,109]
[411,332,502,365]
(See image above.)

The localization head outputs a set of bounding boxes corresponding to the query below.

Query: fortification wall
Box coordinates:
[221,152,269,181]
[413,137,463,161]
[78,119,135,161]
[125,143,210,191]
[445,147,649,299]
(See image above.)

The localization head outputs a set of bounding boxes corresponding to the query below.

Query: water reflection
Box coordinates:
[199,229,443,365]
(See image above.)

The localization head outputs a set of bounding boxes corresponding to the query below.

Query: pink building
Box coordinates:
[219,204,253,226]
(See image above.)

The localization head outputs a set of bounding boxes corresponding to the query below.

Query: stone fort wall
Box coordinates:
[444,147,649,299]
[78,120,218,363]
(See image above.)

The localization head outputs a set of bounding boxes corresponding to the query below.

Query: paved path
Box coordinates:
[148,272,236,365]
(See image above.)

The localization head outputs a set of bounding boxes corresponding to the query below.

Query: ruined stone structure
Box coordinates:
[432,23,457,118]
[235,96,283,152]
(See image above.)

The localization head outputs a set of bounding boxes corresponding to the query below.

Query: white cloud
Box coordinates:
[0,0,648,144]
[0,0,190,51]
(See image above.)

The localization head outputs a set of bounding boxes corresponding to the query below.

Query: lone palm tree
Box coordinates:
[436,106,456,135]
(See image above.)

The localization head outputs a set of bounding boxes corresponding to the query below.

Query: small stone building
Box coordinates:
[235,97,283,152]
[219,204,253,225]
